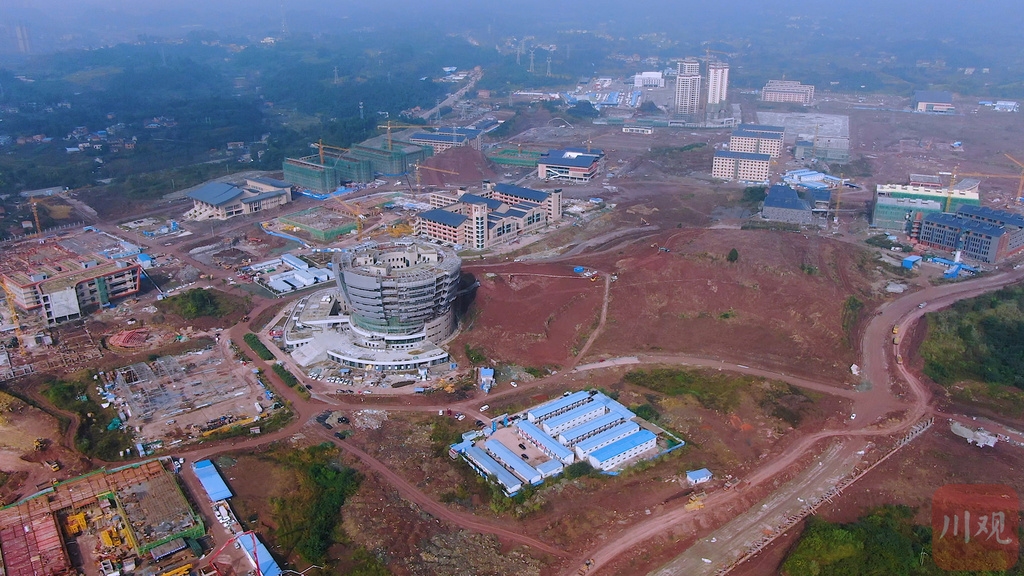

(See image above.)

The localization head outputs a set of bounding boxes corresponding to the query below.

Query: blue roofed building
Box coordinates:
[586,429,657,471]
[537,148,604,182]
[558,412,626,446]
[919,206,1024,263]
[485,439,542,485]
[185,178,290,221]
[541,401,608,436]
[527,390,593,422]
[415,184,555,249]
[464,446,524,495]
[761,184,814,225]
[193,460,233,502]
[239,534,283,576]
[517,420,576,464]
[686,468,713,486]
[573,421,642,458]
[409,127,482,153]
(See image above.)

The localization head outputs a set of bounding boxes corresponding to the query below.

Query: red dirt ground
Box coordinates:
[459,228,885,382]
[455,262,606,367]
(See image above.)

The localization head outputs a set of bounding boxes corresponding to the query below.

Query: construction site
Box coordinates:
[276,206,360,243]
[0,459,203,576]
[107,346,275,443]
[282,129,435,192]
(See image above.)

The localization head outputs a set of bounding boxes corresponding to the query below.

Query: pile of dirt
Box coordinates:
[411,532,542,576]
[419,147,498,187]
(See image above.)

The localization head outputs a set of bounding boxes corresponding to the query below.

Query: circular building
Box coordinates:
[335,240,461,347]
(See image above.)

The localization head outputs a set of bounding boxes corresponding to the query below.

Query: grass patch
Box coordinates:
[42,373,134,461]
[464,344,487,365]
[741,220,801,232]
[624,368,747,412]
[244,333,275,361]
[920,284,1024,389]
[156,288,241,320]
[267,443,362,565]
[841,296,864,346]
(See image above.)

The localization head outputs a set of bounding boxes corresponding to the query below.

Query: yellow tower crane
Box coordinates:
[945,157,1024,211]
[377,121,438,152]
[311,139,349,165]
[331,196,365,240]
[414,163,459,194]
[31,199,42,237]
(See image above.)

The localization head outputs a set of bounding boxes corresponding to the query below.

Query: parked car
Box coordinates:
[479,404,490,412]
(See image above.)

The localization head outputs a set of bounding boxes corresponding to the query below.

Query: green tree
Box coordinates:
[727,248,739,263]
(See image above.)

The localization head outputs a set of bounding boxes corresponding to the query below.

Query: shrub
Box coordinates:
[243,333,275,361]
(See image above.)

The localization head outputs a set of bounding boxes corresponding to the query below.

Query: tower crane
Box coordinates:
[414,163,459,194]
[31,199,42,237]
[309,139,349,165]
[330,196,365,240]
[376,121,437,152]
[944,157,1024,211]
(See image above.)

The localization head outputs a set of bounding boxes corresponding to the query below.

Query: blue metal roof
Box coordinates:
[574,421,641,455]
[543,402,607,432]
[686,468,713,483]
[738,123,785,134]
[517,420,575,462]
[715,150,771,162]
[485,439,542,483]
[588,429,657,464]
[460,192,505,210]
[193,459,233,501]
[764,184,811,211]
[465,446,523,493]
[924,213,1006,237]
[418,208,468,227]
[536,459,563,476]
[957,204,1024,228]
[732,129,782,140]
[187,182,244,207]
[560,413,626,444]
[528,390,592,421]
[240,190,286,204]
[240,534,283,576]
[494,183,550,203]
[540,149,602,168]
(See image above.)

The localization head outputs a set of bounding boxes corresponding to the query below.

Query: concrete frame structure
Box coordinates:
[184,178,291,221]
[712,151,771,183]
[1,231,143,326]
[284,241,463,372]
[761,80,815,105]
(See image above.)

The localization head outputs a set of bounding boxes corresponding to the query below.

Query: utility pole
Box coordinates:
[359,101,364,120]
[546,56,552,77]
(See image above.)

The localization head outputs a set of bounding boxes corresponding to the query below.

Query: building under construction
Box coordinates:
[0,226,143,327]
[278,206,359,242]
[0,459,203,576]
[283,134,433,192]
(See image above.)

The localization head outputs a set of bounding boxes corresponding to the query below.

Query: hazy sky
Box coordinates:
[2,0,1023,58]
